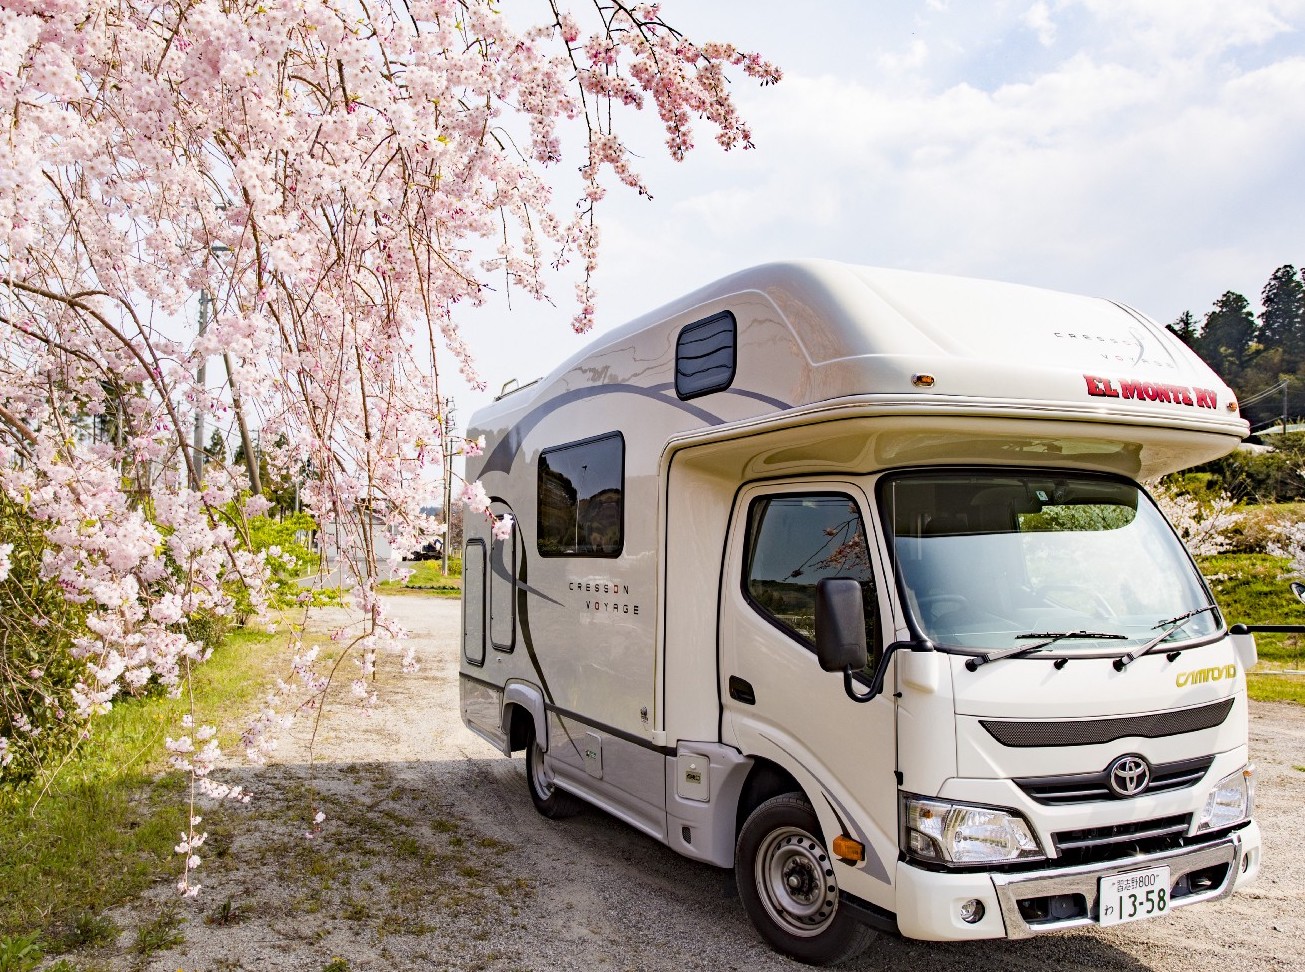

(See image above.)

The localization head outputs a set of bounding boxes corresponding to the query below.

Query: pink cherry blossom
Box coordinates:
[0,0,776,895]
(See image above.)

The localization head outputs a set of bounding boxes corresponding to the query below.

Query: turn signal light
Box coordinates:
[832,835,864,862]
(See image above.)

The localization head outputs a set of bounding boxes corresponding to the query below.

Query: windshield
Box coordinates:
[881,471,1220,654]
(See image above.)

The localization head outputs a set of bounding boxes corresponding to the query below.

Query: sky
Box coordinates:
[444,0,1305,440]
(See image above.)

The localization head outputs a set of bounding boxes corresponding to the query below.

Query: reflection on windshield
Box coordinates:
[882,472,1220,653]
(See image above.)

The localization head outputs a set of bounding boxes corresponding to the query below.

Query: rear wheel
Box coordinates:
[735,793,873,966]
[524,724,582,819]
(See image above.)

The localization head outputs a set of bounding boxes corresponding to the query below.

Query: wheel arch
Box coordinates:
[736,757,808,838]
[502,681,548,753]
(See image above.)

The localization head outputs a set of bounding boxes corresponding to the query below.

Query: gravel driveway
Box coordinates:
[108,595,1305,972]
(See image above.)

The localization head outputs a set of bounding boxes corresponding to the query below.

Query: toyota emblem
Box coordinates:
[1107,755,1151,798]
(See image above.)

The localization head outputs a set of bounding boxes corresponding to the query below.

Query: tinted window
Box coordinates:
[490,514,516,650]
[462,540,486,666]
[676,311,736,400]
[538,433,624,557]
[744,494,877,657]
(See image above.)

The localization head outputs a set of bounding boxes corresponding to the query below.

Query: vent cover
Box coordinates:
[981,698,1233,748]
[676,311,737,400]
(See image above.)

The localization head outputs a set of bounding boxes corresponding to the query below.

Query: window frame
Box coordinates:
[536,430,626,559]
[462,539,487,667]
[489,513,517,652]
[740,489,881,660]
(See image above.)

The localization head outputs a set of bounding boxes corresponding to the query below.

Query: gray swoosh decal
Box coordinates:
[480,381,791,476]
[759,730,891,883]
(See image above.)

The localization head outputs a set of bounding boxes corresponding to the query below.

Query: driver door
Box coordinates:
[720,481,900,909]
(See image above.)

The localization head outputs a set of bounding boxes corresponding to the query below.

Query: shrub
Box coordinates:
[0,497,88,786]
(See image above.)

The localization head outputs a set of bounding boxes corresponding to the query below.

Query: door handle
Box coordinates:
[728,676,756,705]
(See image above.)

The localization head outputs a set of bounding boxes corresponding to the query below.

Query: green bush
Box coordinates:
[0,496,88,786]
[229,510,323,622]
[1191,433,1305,503]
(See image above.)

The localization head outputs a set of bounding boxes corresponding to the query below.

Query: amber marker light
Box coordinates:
[911,373,936,387]
[832,835,865,862]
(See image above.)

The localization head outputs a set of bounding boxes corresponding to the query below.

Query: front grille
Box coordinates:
[1053,814,1191,866]
[1015,755,1214,805]
[981,698,1233,748]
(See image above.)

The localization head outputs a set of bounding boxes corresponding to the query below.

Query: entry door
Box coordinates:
[720,482,899,904]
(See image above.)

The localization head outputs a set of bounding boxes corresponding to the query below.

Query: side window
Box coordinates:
[538,432,624,557]
[490,514,516,651]
[675,311,736,400]
[744,494,878,661]
[463,540,487,666]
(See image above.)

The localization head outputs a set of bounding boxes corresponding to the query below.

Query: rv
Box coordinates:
[458,261,1261,964]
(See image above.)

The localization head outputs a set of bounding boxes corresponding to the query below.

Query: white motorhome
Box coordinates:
[458,260,1261,964]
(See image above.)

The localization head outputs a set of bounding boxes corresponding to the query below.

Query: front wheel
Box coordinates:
[735,794,873,966]
[524,724,582,819]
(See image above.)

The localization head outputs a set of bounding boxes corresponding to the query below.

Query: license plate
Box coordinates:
[1098,866,1172,927]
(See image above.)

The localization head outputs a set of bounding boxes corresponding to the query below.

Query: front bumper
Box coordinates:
[894,821,1260,941]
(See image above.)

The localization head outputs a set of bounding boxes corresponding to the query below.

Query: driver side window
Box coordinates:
[743,493,879,664]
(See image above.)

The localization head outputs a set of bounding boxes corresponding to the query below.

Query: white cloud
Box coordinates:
[1024,1,1057,46]
[1074,0,1305,59]
[877,39,930,74]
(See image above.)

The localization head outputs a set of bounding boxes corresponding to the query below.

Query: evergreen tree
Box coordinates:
[205,429,227,463]
[1199,290,1258,381]
[1168,310,1199,346]
[1259,264,1305,369]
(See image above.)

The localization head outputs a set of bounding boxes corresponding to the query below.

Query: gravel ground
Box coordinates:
[97,595,1305,972]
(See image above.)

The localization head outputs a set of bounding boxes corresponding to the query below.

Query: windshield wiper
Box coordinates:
[1113,605,1221,670]
[965,630,1127,671]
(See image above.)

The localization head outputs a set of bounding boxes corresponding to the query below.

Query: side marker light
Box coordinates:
[832,835,865,862]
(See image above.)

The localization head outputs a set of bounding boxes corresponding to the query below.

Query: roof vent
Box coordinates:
[676,311,737,401]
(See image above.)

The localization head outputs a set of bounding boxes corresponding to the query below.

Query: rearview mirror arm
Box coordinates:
[841,640,930,704]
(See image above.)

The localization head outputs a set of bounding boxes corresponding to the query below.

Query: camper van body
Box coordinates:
[458,261,1260,960]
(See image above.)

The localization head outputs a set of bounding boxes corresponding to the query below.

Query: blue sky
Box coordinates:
[447,0,1305,432]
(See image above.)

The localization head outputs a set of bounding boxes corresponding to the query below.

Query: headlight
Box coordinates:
[903,795,1045,865]
[1197,764,1255,832]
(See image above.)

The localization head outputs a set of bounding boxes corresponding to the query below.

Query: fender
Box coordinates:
[503,680,549,752]
[730,713,895,904]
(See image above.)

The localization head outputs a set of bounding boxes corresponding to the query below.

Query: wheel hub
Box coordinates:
[755,826,839,937]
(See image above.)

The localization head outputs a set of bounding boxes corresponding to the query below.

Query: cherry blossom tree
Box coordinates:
[1149,481,1243,556]
[0,0,777,893]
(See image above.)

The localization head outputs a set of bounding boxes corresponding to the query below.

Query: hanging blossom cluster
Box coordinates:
[1149,482,1244,557]
[0,0,776,892]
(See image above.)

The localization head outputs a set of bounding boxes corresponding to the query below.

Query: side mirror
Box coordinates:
[815,578,868,672]
[1292,581,1305,605]
[1228,625,1258,671]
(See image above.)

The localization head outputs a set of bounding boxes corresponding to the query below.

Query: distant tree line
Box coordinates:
[1167,264,1305,432]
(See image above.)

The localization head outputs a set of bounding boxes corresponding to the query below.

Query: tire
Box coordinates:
[735,793,873,966]
[524,723,583,819]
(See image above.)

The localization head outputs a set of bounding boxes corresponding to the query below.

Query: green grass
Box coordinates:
[0,627,293,948]
[379,557,462,596]
[1199,552,1305,703]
